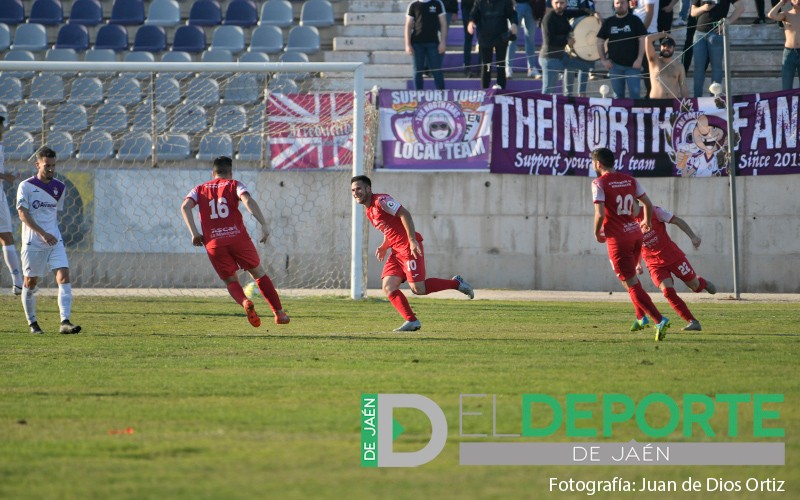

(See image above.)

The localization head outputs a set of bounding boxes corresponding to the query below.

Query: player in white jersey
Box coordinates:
[16,147,81,335]
[0,115,24,295]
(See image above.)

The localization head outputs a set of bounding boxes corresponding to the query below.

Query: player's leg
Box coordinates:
[246,265,289,325]
[21,248,44,334]
[54,263,81,334]
[614,240,668,340]
[0,228,23,294]
[209,245,260,327]
[382,254,419,331]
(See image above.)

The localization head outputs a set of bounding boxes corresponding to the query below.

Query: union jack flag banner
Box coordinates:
[267,93,355,169]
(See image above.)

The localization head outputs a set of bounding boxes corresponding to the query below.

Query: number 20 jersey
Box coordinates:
[186,179,249,248]
[591,171,646,241]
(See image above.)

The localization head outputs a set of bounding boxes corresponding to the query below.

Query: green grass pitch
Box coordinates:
[0,294,797,499]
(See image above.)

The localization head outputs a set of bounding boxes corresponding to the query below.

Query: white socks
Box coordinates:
[22,286,36,324]
[2,245,22,288]
[58,283,73,322]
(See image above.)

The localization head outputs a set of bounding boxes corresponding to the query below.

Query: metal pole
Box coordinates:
[722,20,740,298]
[350,64,366,299]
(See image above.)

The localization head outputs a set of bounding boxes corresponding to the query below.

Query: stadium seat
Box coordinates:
[15,102,44,132]
[3,50,36,79]
[91,103,128,132]
[236,134,263,161]
[238,51,270,81]
[29,0,64,26]
[68,76,104,105]
[197,132,233,160]
[11,23,48,51]
[200,49,233,78]
[184,77,220,105]
[110,0,145,25]
[249,25,283,54]
[81,49,116,77]
[106,76,142,105]
[52,103,89,132]
[223,74,259,104]
[44,48,79,76]
[145,0,180,27]
[259,0,293,28]
[284,26,320,55]
[116,131,152,161]
[0,76,23,104]
[131,103,167,132]
[157,133,191,160]
[123,51,155,79]
[68,0,103,26]
[267,75,298,94]
[95,24,128,51]
[223,0,258,27]
[154,76,181,106]
[188,0,222,27]
[212,105,247,133]
[160,51,193,79]
[170,105,207,133]
[132,25,166,52]
[172,25,206,53]
[3,130,35,160]
[77,130,114,160]
[29,74,66,104]
[210,25,245,54]
[300,0,334,28]
[246,106,266,131]
[46,131,75,159]
[279,50,309,80]
[55,24,90,51]
[0,0,25,26]
[0,23,9,51]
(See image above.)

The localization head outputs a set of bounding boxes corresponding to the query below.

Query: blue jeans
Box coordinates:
[539,55,566,94]
[566,57,595,96]
[679,0,690,20]
[506,2,537,74]
[610,63,641,99]
[412,42,444,90]
[692,30,724,97]
[782,48,800,90]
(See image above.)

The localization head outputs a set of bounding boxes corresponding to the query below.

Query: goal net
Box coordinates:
[0,60,376,297]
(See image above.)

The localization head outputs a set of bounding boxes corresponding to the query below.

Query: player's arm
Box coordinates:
[18,206,57,245]
[180,198,204,247]
[240,192,270,244]
[670,215,702,248]
[438,10,448,54]
[376,235,390,262]
[637,193,654,233]
[405,14,414,54]
[396,206,422,258]
[768,0,787,22]
[593,203,605,243]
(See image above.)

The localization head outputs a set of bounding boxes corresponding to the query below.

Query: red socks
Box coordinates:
[694,277,708,293]
[226,282,247,305]
[256,275,283,313]
[422,278,458,294]
[388,290,416,321]
[628,282,663,323]
[663,287,695,322]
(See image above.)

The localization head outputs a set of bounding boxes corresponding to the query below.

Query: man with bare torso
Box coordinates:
[645,32,688,99]
[769,0,800,89]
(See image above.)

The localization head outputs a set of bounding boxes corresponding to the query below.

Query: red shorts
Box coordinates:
[606,236,642,281]
[648,258,697,287]
[381,241,426,284]
[206,239,260,280]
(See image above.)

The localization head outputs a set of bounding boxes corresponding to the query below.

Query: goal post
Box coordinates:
[0,60,373,297]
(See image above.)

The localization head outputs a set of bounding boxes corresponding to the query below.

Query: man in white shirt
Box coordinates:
[16,146,81,335]
[0,115,24,295]
[632,0,658,97]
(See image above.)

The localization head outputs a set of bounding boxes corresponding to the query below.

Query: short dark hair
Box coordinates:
[351,175,371,187]
[36,146,57,160]
[212,156,233,175]
[591,147,615,169]
[660,37,675,47]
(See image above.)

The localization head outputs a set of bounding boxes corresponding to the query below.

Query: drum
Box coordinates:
[569,16,602,62]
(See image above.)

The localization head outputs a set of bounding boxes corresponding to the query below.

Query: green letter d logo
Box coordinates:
[378,394,448,467]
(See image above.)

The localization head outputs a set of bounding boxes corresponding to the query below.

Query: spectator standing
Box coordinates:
[506,0,543,79]
[597,0,647,98]
[754,0,778,23]
[632,0,659,97]
[469,0,519,89]
[564,0,602,96]
[769,0,800,89]
[462,0,477,76]
[406,0,448,90]
[690,0,744,97]
[540,0,575,94]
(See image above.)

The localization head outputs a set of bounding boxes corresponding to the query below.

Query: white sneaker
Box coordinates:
[491,84,502,90]
[528,67,541,79]
[453,275,474,299]
[674,18,687,26]
[394,319,421,332]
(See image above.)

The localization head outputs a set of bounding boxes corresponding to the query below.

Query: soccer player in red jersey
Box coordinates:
[590,148,670,341]
[181,156,289,327]
[631,202,717,332]
[351,175,474,332]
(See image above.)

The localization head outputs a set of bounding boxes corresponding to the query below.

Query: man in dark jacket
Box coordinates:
[468,0,519,89]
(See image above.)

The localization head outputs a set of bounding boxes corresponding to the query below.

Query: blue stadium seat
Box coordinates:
[69,0,103,26]
[29,74,66,104]
[95,24,128,51]
[81,49,116,77]
[184,76,220,105]
[46,131,75,159]
[223,74,259,104]
[157,133,191,160]
[284,26,320,55]
[55,24,90,51]
[29,0,64,26]
[68,76,104,105]
[200,49,233,77]
[0,0,25,26]
[110,0,145,25]
[172,25,205,53]
[77,130,115,160]
[45,48,79,76]
[238,51,270,81]
[123,51,155,79]
[155,76,181,106]
[160,51,193,79]
[52,103,89,132]
[197,132,233,160]
[3,130,35,160]
[268,75,298,94]
[131,103,167,132]
[259,0,293,28]
[224,0,258,28]
[212,105,247,133]
[3,50,36,79]
[0,23,9,51]
[116,132,152,161]
[12,103,43,132]
[236,134,263,161]
[188,0,222,27]
[249,25,283,54]
[106,76,142,105]
[132,25,166,52]
[300,0,334,28]
[279,50,309,80]
[92,103,128,132]
[0,76,23,104]
[247,106,266,131]
[11,23,48,51]
[170,105,207,133]
[145,0,180,27]
[210,25,245,54]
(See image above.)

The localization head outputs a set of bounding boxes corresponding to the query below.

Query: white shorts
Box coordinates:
[21,244,69,277]
[0,192,12,233]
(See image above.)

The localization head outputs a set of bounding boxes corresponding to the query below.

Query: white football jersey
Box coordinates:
[16,176,65,249]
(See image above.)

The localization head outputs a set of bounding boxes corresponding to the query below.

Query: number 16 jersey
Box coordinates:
[186,179,249,248]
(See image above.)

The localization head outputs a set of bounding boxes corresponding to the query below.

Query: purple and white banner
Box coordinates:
[378,89,493,169]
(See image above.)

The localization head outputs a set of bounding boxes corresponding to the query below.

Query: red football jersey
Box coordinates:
[186,179,249,248]
[591,171,646,240]
[365,193,423,254]
[636,206,687,266]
